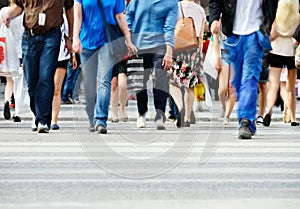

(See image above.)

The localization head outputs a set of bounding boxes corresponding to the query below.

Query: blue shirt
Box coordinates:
[76,0,125,50]
[126,0,178,50]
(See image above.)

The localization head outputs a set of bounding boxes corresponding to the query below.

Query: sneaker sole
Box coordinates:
[238,131,252,139]
[38,128,49,133]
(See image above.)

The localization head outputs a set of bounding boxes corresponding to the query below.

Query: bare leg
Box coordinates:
[286,69,298,123]
[265,67,281,115]
[184,87,194,122]
[4,77,14,102]
[218,64,229,112]
[258,82,267,117]
[110,76,119,121]
[280,81,290,123]
[118,73,128,120]
[224,66,236,118]
[169,84,183,113]
[51,67,66,126]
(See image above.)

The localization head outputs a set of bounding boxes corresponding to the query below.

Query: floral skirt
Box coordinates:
[167,48,204,88]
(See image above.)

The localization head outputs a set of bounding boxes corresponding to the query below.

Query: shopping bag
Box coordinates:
[126,55,144,92]
[13,67,31,115]
[203,40,218,80]
[0,24,20,77]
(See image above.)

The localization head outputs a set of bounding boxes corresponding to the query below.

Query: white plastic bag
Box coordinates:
[203,40,218,80]
[0,24,20,77]
[13,67,31,115]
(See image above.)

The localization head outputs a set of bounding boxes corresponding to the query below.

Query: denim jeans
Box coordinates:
[72,69,82,100]
[136,46,169,121]
[80,46,115,128]
[62,60,81,102]
[225,32,266,133]
[22,28,61,127]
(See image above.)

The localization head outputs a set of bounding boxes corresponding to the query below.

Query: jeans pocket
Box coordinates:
[256,31,272,50]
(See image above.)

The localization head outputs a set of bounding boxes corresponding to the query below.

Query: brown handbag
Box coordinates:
[174,2,199,52]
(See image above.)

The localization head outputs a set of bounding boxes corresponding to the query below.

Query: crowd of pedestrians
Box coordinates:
[0,0,299,140]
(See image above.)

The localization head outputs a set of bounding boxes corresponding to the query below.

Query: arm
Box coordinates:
[72,1,82,54]
[65,6,74,54]
[2,4,23,27]
[115,12,138,53]
[162,5,178,70]
[212,33,222,72]
[209,0,222,34]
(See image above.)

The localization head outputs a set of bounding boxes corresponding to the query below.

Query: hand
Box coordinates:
[65,38,73,55]
[2,14,10,28]
[162,54,172,70]
[72,37,82,54]
[72,54,78,70]
[126,42,138,56]
[211,20,221,35]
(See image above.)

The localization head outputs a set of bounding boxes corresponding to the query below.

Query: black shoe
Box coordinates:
[182,120,190,127]
[238,119,252,139]
[3,101,10,120]
[263,114,271,127]
[12,115,21,122]
[291,122,299,126]
[96,124,107,134]
[61,100,73,104]
[50,124,60,130]
[176,111,182,128]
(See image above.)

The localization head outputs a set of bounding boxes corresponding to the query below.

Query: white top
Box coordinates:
[58,14,70,62]
[233,0,263,35]
[271,24,298,56]
[177,1,206,37]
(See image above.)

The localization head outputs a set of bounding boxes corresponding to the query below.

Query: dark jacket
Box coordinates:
[209,0,278,36]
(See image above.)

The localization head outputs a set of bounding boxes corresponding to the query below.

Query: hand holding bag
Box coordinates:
[98,0,128,57]
[174,2,199,52]
[127,54,144,92]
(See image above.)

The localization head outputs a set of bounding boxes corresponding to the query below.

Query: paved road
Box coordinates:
[0,97,300,209]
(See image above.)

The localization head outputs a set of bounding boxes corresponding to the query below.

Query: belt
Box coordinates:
[25,27,60,36]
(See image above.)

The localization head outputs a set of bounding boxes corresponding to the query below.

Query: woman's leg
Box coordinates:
[3,77,14,119]
[286,68,298,123]
[51,67,66,127]
[265,67,281,115]
[169,84,183,127]
[184,87,194,123]
[218,64,229,115]
[118,73,128,120]
[110,76,119,122]
[280,81,290,123]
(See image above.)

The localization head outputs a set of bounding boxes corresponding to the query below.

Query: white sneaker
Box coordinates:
[136,114,146,128]
[31,118,37,131]
[156,119,166,130]
[38,122,49,133]
[224,116,230,125]
[256,116,264,125]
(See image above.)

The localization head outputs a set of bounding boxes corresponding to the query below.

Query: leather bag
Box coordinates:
[174,2,199,52]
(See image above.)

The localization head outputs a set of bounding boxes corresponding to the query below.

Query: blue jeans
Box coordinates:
[22,28,61,127]
[80,47,115,128]
[62,60,81,102]
[225,31,267,133]
[137,46,169,121]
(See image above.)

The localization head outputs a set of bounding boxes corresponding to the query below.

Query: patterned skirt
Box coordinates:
[167,47,204,88]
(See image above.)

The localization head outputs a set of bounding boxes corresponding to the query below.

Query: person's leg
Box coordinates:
[258,82,267,117]
[61,60,75,103]
[264,67,281,115]
[80,49,98,129]
[51,67,66,128]
[118,73,128,120]
[169,84,183,127]
[3,77,13,119]
[183,87,194,126]
[218,63,229,116]
[71,68,81,102]
[110,75,119,122]
[280,81,290,123]
[286,68,298,124]
[224,66,236,119]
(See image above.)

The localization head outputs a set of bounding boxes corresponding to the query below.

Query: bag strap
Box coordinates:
[179,2,185,19]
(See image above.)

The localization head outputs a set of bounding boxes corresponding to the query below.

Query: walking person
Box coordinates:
[126,0,178,130]
[3,0,74,133]
[50,13,71,131]
[263,0,300,127]
[72,0,137,134]
[209,0,277,139]
[168,0,206,128]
